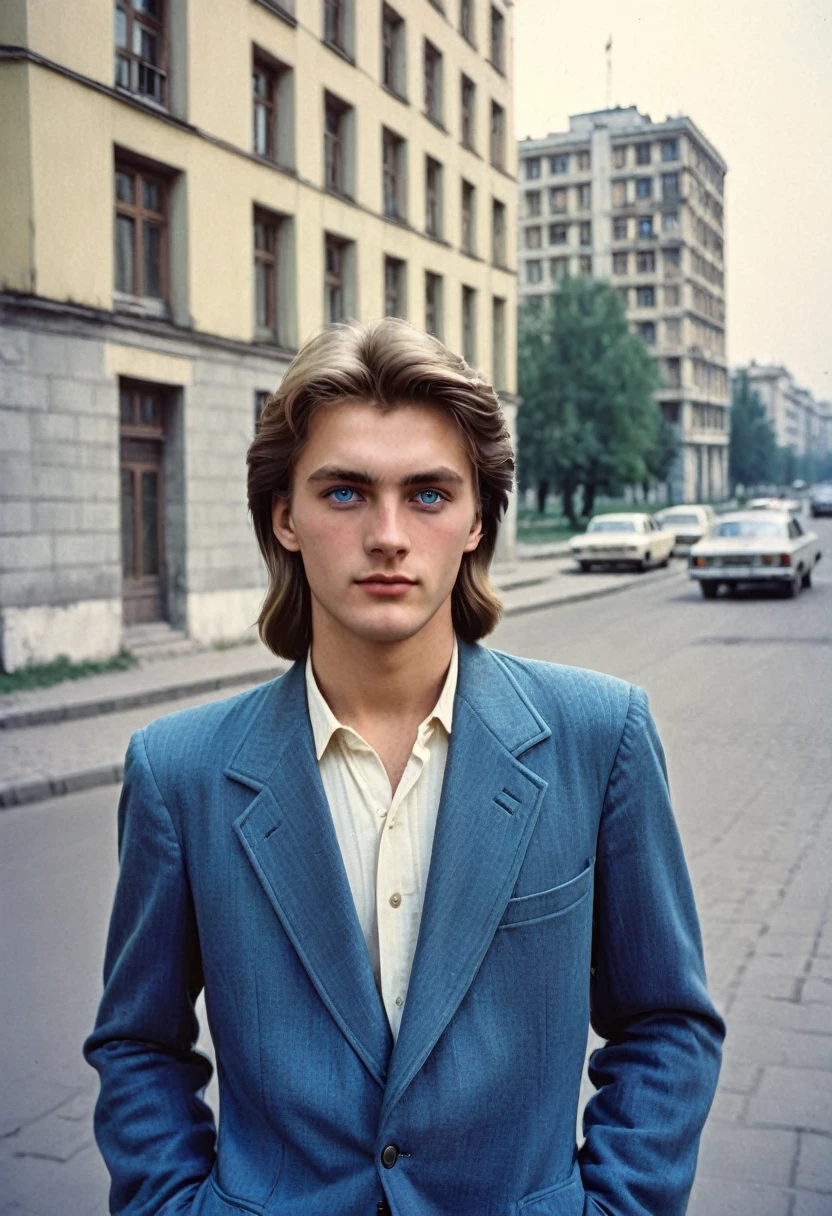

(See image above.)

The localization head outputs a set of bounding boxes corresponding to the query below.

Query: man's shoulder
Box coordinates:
[489,648,634,715]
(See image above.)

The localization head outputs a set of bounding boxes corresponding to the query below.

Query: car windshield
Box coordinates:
[587,519,637,533]
[663,514,700,526]
[714,520,786,539]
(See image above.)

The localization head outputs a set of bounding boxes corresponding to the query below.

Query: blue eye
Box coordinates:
[417,489,442,505]
[329,487,356,503]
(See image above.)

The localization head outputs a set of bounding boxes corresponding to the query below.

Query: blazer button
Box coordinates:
[381,1144,399,1169]
[377,1203,391,1215]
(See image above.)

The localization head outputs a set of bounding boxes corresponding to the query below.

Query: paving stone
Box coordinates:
[725,1021,832,1070]
[796,1132,832,1194]
[708,1089,749,1123]
[687,1177,793,1216]
[9,1092,96,1164]
[718,1059,764,1095]
[747,1067,832,1134]
[696,1122,798,1188]
[791,1192,832,1216]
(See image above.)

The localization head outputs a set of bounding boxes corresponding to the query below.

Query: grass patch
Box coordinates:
[517,523,578,544]
[0,650,137,696]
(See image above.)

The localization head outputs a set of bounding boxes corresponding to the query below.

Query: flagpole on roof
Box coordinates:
[605,35,613,109]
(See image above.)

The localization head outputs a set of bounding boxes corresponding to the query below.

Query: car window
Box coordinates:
[788,520,804,539]
[662,513,699,526]
[715,520,787,539]
[587,519,636,533]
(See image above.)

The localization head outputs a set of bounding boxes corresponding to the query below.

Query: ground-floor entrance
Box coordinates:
[120,380,167,625]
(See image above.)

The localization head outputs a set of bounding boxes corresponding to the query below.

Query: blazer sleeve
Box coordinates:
[84,730,216,1214]
[578,686,725,1216]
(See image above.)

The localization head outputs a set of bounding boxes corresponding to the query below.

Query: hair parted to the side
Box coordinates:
[247,317,515,660]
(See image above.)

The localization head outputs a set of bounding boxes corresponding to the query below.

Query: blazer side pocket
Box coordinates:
[498,860,594,930]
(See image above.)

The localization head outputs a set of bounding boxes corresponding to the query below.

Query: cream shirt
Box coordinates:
[304,643,458,1040]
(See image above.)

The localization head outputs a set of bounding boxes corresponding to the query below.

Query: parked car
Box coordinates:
[569,513,676,572]
[654,504,717,554]
[748,496,802,517]
[689,511,821,598]
[810,484,832,517]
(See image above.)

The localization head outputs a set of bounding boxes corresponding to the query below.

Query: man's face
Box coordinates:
[272,400,483,646]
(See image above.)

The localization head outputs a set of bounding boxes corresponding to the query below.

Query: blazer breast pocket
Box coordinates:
[498,860,594,930]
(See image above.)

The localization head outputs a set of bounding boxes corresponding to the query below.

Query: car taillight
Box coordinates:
[692,557,708,567]
[780,554,791,567]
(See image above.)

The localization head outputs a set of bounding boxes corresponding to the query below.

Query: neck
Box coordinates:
[309,602,456,729]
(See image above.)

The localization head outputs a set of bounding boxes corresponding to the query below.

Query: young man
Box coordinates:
[86,319,723,1216]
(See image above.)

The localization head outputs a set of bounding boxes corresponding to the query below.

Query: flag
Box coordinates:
[605,35,613,52]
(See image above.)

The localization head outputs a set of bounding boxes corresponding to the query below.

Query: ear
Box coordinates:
[272,495,301,552]
[463,512,484,553]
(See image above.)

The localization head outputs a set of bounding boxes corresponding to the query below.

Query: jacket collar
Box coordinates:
[225,641,551,1099]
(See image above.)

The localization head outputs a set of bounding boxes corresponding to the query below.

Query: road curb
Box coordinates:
[0,565,685,811]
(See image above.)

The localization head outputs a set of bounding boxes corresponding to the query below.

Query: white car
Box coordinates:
[654,504,717,555]
[689,510,822,598]
[569,513,676,572]
[748,496,802,517]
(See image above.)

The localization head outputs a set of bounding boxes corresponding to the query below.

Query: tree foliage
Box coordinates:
[517,278,664,523]
[728,372,778,489]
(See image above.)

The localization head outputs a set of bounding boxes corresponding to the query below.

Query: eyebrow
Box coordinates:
[306,465,465,488]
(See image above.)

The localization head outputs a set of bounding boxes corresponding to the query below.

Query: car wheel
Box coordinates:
[801,569,812,589]
[659,556,670,568]
[700,582,718,599]
[579,561,591,573]
[725,581,737,595]
[783,573,800,598]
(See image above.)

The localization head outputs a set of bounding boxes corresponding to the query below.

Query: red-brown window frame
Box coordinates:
[253,58,277,160]
[324,93,348,194]
[114,159,169,302]
[114,0,168,106]
[254,211,279,337]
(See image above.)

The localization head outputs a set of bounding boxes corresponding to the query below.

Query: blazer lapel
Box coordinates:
[226,663,392,1088]
[381,644,551,1122]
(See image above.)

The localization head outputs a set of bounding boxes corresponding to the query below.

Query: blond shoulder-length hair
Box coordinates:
[247,317,515,660]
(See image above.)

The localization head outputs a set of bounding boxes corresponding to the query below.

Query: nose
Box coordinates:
[364,497,410,560]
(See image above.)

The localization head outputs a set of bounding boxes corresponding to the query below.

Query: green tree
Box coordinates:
[729,372,778,488]
[517,278,662,525]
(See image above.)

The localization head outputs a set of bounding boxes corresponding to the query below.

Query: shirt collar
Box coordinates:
[305,640,458,762]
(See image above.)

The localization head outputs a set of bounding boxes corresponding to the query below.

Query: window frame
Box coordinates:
[115,0,167,107]
[425,270,443,337]
[424,39,443,124]
[461,74,476,150]
[384,255,406,317]
[490,100,505,169]
[382,127,406,220]
[425,156,443,238]
[489,5,505,73]
[635,142,652,165]
[461,179,476,255]
[462,284,476,365]
[324,91,350,196]
[114,158,169,305]
[324,234,347,322]
[381,4,405,98]
[254,209,279,338]
[323,0,347,53]
[253,56,277,160]
[492,198,506,266]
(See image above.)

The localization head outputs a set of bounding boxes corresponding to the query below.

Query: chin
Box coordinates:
[337,606,435,645]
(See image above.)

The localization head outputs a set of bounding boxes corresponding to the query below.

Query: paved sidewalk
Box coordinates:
[0,558,685,808]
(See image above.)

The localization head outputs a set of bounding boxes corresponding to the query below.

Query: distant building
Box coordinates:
[518,106,728,505]
[741,363,832,471]
[0,0,517,671]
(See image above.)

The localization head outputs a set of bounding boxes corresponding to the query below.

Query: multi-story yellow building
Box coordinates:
[0,0,517,671]
[518,106,728,505]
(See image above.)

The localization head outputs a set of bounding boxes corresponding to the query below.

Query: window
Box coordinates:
[613,216,628,239]
[579,221,591,247]
[664,318,681,344]
[490,6,505,72]
[636,250,655,273]
[253,59,276,159]
[549,223,568,245]
[461,180,476,254]
[382,128,406,219]
[636,142,651,165]
[661,138,679,162]
[460,0,475,44]
[253,52,293,167]
[115,0,166,105]
[612,251,628,275]
[526,158,541,180]
[576,183,591,209]
[462,285,476,364]
[254,211,279,337]
[525,225,541,250]
[384,255,406,317]
[382,5,406,97]
[638,321,656,344]
[461,75,476,149]
[324,235,349,322]
[550,187,567,213]
[254,390,270,433]
[612,180,627,207]
[664,247,681,269]
[577,150,591,171]
[662,172,680,201]
[114,160,167,302]
[492,198,506,265]
[550,256,568,282]
[324,0,348,53]
[636,286,655,308]
[636,177,652,200]
[613,145,627,169]
[425,271,443,336]
[664,359,681,388]
[490,101,505,169]
[526,260,542,284]
[662,211,679,232]
[492,297,506,388]
[664,284,680,307]
[424,41,443,123]
[579,255,592,277]
[324,92,351,195]
[525,190,541,217]
[550,154,569,175]
[638,216,654,238]
[425,156,443,237]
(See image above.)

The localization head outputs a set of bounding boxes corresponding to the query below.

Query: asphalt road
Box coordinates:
[2,517,831,1216]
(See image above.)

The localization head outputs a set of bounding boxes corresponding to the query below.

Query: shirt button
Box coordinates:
[389,892,402,908]
[395,996,404,1007]
[381,1144,399,1169]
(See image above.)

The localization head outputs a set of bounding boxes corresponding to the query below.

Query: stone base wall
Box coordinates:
[0,598,122,671]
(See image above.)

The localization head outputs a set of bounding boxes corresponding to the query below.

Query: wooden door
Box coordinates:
[120,382,167,625]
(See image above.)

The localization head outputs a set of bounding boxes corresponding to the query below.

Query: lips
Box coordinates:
[356,574,417,596]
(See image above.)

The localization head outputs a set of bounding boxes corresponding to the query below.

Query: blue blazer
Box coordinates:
[85,642,724,1216]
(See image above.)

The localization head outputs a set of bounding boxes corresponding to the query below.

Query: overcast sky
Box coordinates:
[514,0,832,402]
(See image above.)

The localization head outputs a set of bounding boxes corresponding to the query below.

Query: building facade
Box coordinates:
[742,362,832,474]
[0,0,517,672]
[517,106,728,505]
